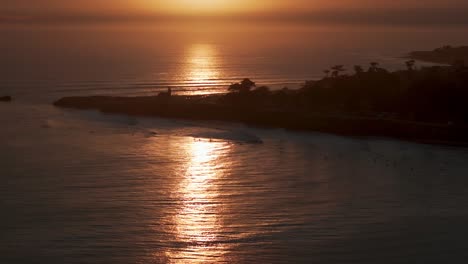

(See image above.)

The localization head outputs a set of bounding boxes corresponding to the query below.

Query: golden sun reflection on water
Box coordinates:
[186,44,219,84]
[165,138,232,263]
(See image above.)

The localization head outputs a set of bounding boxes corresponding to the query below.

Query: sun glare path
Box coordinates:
[185,44,220,85]
[164,138,232,263]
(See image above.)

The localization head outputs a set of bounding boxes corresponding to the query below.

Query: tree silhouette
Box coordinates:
[369,62,379,72]
[228,78,256,93]
[223,55,468,125]
[241,78,256,90]
[331,65,345,78]
[405,60,416,71]
[354,65,364,75]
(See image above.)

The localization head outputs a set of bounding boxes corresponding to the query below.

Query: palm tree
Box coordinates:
[405,60,416,71]
[323,69,331,78]
[331,65,345,78]
[369,62,379,72]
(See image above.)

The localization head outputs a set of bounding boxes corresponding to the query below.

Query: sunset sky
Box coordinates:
[2,0,468,25]
[2,0,468,14]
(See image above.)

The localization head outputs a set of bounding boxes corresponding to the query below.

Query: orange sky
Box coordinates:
[2,0,468,15]
[2,0,468,27]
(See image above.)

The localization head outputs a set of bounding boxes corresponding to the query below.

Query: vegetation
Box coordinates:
[223,60,468,124]
[54,49,468,145]
[228,78,257,93]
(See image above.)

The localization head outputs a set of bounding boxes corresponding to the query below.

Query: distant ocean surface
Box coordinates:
[2,25,468,101]
[2,25,468,263]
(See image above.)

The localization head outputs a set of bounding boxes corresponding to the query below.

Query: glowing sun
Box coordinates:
[147,0,249,14]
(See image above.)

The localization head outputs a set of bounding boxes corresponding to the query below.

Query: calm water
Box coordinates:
[2,25,468,263]
[2,25,468,101]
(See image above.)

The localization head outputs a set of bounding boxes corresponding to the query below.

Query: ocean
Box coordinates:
[2,24,468,101]
[1,24,468,263]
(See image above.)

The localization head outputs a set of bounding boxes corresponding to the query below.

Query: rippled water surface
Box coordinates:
[2,25,468,101]
[2,102,468,263]
[2,25,468,263]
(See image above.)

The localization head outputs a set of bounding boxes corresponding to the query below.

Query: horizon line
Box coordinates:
[2,8,468,26]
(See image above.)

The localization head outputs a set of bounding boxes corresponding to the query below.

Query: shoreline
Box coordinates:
[408,46,468,64]
[52,46,468,147]
[53,95,468,147]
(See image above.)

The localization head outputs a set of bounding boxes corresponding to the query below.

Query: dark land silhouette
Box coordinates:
[158,87,172,98]
[0,96,12,102]
[54,55,468,146]
[409,46,468,64]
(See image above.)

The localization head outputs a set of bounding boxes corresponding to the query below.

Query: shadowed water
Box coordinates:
[2,102,468,263]
[2,24,468,263]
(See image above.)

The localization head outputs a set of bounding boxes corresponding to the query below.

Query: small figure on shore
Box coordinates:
[158,87,172,97]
